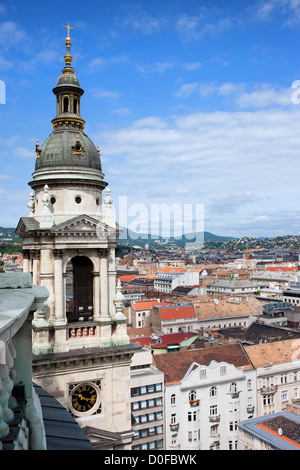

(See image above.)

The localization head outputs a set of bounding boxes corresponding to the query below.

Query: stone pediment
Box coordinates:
[16,217,40,235]
[51,214,116,239]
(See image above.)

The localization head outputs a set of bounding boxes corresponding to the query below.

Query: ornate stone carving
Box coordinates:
[98,248,108,258]
[52,249,64,259]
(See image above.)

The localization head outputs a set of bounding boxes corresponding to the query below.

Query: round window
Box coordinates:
[75,196,81,204]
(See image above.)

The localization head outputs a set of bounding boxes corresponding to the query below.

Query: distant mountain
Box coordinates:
[117,228,235,246]
[0,226,234,247]
[0,227,22,243]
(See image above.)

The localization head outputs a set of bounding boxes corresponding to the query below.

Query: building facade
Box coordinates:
[130,349,164,450]
[16,26,137,449]
[244,339,300,417]
[154,344,256,450]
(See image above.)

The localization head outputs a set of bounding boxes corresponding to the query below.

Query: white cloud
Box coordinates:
[174,81,294,109]
[252,0,300,24]
[93,105,300,236]
[90,88,120,100]
[176,12,232,41]
[118,12,162,35]
[13,147,33,158]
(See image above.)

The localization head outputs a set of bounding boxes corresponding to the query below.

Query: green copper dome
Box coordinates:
[56,71,81,88]
[33,26,102,175]
[35,129,102,172]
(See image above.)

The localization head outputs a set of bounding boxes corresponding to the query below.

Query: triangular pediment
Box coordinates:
[51,214,116,235]
[16,217,40,235]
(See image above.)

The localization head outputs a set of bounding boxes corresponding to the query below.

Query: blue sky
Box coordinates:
[1,0,300,238]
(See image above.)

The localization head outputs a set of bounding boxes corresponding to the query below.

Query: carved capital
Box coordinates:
[31,249,40,260]
[53,249,64,259]
[98,248,108,258]
[21,249,30,259]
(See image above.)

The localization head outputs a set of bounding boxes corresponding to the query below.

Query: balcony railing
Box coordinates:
[247,405,255,414]
[189,399,200,407]
[0,273,49,450]
[169,423,180,432]
[260,385,277,395]
[209,414,220,422]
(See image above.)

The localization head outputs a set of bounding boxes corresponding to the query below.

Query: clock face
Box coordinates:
[71,383,98,414]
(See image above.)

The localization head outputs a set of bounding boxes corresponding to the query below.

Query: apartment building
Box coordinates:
[154,344,256,450]
[130,349,164,450]
[244,339,300,417]
[154,271,199,294]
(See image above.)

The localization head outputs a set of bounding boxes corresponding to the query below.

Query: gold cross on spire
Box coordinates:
[64,22,73,38]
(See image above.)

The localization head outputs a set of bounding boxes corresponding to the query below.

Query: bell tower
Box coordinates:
[16,25,138,449]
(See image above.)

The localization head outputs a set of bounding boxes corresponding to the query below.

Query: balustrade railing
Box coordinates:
[0,273,49,450]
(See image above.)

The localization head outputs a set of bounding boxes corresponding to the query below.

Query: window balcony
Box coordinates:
[247,405,255,414]
[169,423,180,432]
[260,385,277,395]
[189,399,200,408]
[209,414,220,422]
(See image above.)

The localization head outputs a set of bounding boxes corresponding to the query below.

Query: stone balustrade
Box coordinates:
[0,273,49,450]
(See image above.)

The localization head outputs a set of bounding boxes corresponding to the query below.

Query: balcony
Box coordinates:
[169,423,180,432]
[209,414,220,422]
[260,385,277,395]
[189,399,200,408]
[247,405,255,414]
[0,273,93,451]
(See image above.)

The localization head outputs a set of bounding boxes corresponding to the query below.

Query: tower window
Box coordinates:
[75,196,81,204]
[74,98,78,114]
[50,197,56,204]
[63,97,69,113]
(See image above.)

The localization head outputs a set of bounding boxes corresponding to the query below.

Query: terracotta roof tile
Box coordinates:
[159,304,196,321]
[244,338,300,368]
[153,343,253,385]
[132,300,160,310]
[194,300,258,320]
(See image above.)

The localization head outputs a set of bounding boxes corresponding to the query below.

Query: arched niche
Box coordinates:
[66,255,94,322]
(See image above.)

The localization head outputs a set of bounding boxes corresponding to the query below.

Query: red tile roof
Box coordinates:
[132,300,160,311]
[159,304,196,321]
[117,274,136,283]
[153,343,253,385]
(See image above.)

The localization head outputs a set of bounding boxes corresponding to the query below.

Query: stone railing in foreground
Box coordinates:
[0,273,49,450]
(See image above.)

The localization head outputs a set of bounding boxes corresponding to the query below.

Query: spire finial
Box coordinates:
[64,22,73,40]
[63,23,74,69]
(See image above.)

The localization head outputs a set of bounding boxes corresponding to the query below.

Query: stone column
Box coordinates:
[53,249,65,325]
[93,271,100,320]
[108,246,117,317]
[21,249,30,273]
[31,249,40,285]
[99,248,109,319]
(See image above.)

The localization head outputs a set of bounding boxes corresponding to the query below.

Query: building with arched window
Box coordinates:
[15,25,139,449]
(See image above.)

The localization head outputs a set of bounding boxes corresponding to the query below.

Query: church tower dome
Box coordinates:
[16,25,136,449]
[29,24,107,224]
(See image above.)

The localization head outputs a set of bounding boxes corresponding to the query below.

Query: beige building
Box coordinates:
[244,339,300,417]
[16,27,138,449]
[192,297,260,331]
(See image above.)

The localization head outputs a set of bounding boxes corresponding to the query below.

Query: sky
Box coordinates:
[1,0,300,239]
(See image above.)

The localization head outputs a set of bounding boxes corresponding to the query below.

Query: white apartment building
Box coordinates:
[154,271,199,293]
[207,279,257,295]
[154,344,256,450]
